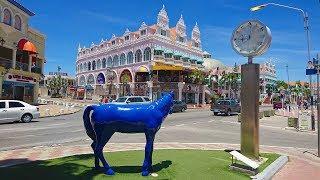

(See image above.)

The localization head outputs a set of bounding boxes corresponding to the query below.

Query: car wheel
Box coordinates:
[181,107,186,112]
[226,109,231,116]
[214,112,218,116]
[21,114,33,123]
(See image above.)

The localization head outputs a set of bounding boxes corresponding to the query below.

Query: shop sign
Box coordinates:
[6,74,36,84]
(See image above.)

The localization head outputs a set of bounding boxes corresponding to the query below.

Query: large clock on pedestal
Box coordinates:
[231,20,272,60]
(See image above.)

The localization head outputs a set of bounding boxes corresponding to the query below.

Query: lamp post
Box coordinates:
[251,2,318,156]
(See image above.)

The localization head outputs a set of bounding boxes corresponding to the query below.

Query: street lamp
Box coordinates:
[251,2,318,156]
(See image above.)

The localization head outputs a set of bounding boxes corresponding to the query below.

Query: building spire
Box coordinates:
[78,43,81,52]
[157,5,169,29]
[176,14,186,37]
[139,21,147,30]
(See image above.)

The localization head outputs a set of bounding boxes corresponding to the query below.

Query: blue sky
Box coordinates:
[19,0,320,81]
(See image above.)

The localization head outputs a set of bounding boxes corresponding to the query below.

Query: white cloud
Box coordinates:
[81,10,137,26]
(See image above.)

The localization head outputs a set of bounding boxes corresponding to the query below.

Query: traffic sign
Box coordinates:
[306,69,317,75]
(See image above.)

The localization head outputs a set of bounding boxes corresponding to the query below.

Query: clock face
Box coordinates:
[231,20,271,57]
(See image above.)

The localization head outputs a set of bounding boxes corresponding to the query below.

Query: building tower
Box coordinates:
[176,15,186,42]
[191,22,201,48]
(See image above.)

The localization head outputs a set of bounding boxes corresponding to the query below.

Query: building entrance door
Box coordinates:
[14,86,24,101]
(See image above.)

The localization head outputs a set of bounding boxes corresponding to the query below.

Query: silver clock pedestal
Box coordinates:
[240,63,260,159]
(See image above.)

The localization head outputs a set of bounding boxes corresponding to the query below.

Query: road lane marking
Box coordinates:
[4,129,85,139]
[175,124,185,127]
[208,120,215,122]
[0,122,69,132]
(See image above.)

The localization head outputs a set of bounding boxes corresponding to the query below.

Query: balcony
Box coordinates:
[164,58,174,65]
[0,58,13,69]
[15,62,28,71]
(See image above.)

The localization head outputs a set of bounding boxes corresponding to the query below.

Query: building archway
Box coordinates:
[96,73,105,84]
[135,66,150,82]
[120,69,133,96]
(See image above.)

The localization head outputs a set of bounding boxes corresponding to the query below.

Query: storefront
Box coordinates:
[76,86,85,100]
[1,73,37,104]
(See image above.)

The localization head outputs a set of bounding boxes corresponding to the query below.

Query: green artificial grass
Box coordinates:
[0,150,279,180]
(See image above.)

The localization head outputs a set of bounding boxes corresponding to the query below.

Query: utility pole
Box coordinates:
[286,64,289,84]
[316,54,320,157]
[286,64,290,102]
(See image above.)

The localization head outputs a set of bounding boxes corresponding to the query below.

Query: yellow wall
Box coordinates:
[0,1,45,60]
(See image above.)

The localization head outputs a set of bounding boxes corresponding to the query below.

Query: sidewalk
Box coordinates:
[0,143,319,179]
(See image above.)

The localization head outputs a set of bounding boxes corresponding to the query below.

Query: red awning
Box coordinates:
[17,39,37,54]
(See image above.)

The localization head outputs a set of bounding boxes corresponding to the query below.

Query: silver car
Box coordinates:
[0,100,40,123]
[111,96,151,104]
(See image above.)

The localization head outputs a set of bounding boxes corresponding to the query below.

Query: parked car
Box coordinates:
[172,100,187,113]
[111,96,151,104]
[211,99,240,116]
[0,100,40,123]
[273,101,286,109]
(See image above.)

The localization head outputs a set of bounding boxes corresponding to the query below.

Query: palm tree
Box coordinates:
[275,80,288,92]
[220,72,240,98]
[46,75,68,98]
[189,69,205,85]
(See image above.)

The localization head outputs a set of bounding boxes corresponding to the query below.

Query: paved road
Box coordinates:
[0,109,317,151]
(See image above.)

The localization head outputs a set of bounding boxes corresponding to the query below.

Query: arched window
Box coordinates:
[3,9,12,25]
[107,57,112,67]
[84,62,87,72]
[96,73,105,84]
[120,53,126,65]
[14,15,22,30]
[127,51,133,64]
[144,47,151,61]
[102,58,106,68]
[79,75,86,86]
[80,63,83,72]
[87,74,95,85]
[97,59,101,69]
[113,55,119,67]
[88,62,91,71]
[135,49,142,63]
[92,60,96,70]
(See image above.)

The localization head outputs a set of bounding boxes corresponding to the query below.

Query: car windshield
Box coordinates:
[115,97,127,102]
[216,101,229,105]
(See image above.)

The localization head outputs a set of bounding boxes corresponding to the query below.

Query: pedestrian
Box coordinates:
[103,96,109,103]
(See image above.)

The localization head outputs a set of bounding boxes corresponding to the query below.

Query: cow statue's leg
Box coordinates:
[142,130,155,176]
[91,141,100,169]
[94,125,115,175]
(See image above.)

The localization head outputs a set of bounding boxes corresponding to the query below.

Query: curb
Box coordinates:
[39,109,81,118]
[251,155,288,180]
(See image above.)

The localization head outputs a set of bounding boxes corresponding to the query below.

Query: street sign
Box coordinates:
[306,60,317,75]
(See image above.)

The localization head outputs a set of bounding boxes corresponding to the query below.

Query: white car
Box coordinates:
[111,96,151,104]
[0,100,40,123]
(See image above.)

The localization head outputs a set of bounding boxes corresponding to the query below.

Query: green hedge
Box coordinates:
[288,117,298,128]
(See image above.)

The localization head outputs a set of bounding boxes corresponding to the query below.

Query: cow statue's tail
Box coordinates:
[83,105,96,141]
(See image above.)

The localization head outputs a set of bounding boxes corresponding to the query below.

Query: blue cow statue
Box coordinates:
[83,92,174,176]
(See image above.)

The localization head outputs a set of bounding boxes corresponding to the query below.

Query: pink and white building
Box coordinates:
[75,6,208,104]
